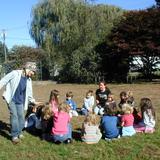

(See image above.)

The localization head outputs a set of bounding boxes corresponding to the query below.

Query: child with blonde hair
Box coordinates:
[81,90,95,115]
[134,98,156,133]
[81,113,102,144]
[51,102,72,144]
[41,104,53,140]
[121,103,136,136]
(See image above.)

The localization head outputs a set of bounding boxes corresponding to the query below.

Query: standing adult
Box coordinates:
[94,81,111,115]
[0,62,39,144]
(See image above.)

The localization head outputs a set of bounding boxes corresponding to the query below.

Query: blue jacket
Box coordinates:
[0,70,35,110]
[66,99,77,110]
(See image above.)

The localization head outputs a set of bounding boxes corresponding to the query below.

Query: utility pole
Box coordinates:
[2,29,7,62]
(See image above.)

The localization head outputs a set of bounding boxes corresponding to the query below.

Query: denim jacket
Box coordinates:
[0,70,35,110]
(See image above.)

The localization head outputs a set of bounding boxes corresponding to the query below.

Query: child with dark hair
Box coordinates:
[101,103,120,141]
[134,98,156,133]
[118,91,128,110]
[25,103,44,130]
[94,81,111,115]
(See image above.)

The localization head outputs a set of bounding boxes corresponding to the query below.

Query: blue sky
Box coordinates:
[0,0,156,50]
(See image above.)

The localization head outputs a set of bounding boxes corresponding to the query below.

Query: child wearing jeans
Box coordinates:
[51,102,72,144]
[81,90,95,115]
[81,113,102,144]
[134,98,156,133]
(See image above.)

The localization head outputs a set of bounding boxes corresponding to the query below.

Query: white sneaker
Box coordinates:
[19,134,24,139]
[12,137,20,144]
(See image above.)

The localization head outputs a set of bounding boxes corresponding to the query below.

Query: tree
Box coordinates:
[0,41,8,64]
[7,45,47,79]
[104,8,160,81]
[155,0,160,8]
[30,0,124,83]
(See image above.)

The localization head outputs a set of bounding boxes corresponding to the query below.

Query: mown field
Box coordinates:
[0,82,160,160]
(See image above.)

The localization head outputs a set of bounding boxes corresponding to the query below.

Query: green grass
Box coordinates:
[0,83,160,160]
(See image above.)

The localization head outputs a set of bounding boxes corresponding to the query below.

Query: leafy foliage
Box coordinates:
[104,8,160,81]
[30,0,124,83]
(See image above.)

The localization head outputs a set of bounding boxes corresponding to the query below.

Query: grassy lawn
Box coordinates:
[0,82,160,160]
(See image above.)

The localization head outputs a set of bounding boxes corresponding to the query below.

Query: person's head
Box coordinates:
[86,90,93,98]
[120,91,128,101]
[24,62,37,78]
[41,104,53,120]
[107,93,114,102]
[104,102,118,116]
[58,102,71,113]
[127,91,133,97]
[98,81,106,91]
[122,103,133,114]
[140,97,155,118]
[66,91,73,100]
[49,89,59,103]
[84,113,99,126]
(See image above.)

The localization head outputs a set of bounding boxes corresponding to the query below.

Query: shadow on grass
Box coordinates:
[72,128,82,142]
[0,120,11,140]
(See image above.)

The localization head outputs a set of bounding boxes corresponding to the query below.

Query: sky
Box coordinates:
[0,0,156,50]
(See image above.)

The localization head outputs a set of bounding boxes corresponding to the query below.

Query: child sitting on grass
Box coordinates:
[134,98,156,133]
[81,113,102,144]
[51,102,72,144]
[66,91,78,117]
[81,90,95,115]
[101,103,120,141]
[121,103,136,137]
[25,103,44,131]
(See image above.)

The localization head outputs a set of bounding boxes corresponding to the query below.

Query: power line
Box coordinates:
[0,25,29,31]
[6,36,31,41]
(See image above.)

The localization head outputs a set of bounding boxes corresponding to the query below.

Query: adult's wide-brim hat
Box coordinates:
[25,62,37,72]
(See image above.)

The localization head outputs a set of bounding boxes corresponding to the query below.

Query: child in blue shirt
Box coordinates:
[66,91,78,117]
[101,103,120,140]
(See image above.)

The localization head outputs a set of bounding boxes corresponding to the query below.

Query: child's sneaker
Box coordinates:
[105,137,112,141]
[64,138,72,144]
[12,137,20,144]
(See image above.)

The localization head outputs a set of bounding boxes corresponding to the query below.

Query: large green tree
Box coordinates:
[30,0,124,82]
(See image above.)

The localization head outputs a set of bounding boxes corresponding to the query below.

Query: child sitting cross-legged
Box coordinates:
[121,103,136,137]
[51,102,72,144]
[134,98,156,133]
[101,102,120,141]
[25,103,45,131]
[81,90,95,116]
[81,113,102,144]
[66,91,78,117]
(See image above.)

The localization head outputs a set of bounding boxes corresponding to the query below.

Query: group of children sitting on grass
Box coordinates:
[24,81,156,144]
